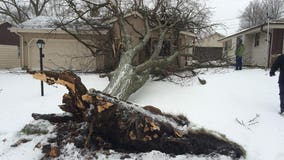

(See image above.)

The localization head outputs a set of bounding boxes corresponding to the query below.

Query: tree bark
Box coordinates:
[31,71,245,159]
[103,64,150,100]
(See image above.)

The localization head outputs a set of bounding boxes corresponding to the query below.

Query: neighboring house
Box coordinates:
[9,16,107,72]
[193,32,225,62]
[0,22,20,69]
[219,20,284,67]
[10,13,195,72]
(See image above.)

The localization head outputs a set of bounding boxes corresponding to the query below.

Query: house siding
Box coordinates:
[0,22,20,69]
[19,32,97,71]
[247,32,268,66]
[198,34,224,47]
[0,45,20,69]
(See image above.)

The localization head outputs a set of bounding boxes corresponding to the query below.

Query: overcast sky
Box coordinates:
[207,0,251,36]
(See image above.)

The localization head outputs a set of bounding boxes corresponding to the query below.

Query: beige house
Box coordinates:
[10,16,107,72]
[197,32,225,47]
[192,32,224,62]
[219,21,284,67]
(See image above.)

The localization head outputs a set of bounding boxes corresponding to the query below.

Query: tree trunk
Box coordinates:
[31,71,246,159]
[103,64,150,101]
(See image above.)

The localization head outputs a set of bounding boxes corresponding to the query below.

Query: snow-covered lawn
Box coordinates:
[0,67,284,160]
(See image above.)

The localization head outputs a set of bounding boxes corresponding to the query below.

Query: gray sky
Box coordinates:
[207,0,251,36]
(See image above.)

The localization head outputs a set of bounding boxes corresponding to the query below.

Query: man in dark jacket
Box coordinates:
[270,54,284,114]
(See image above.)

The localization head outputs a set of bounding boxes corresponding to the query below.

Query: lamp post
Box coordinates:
[36,39,45,96]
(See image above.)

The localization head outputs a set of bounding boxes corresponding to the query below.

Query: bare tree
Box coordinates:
[239,0,284,30]
[239,0,266,29]
[0,0,30,24]
[262,0,284,20]
[59,0,212,100]
[30,0,50,16]
[0,0,50,24]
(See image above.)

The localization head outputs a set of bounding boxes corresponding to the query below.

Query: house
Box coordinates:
[0,22,20,69]
[9,16,109,72]
[110,11,196,68]
[219,20,284,67]
[193,32,225,62]
[9,13,195,72]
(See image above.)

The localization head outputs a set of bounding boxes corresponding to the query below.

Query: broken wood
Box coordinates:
[31,71,246,159]
[11,138,32,147]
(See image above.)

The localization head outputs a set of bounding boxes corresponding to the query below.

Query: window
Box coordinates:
[254,33,260,47]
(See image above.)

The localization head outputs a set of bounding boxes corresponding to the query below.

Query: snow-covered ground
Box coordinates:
[0,67,283,160]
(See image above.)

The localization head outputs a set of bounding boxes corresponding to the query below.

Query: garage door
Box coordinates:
[0,45,20,69]
[28,39,97,72]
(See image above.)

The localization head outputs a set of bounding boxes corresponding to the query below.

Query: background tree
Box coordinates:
[60,0,213,100]
[0,0,51,24]
[239,0,284,30]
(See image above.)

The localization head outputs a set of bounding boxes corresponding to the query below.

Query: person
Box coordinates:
[235,39,245,70]
[270,54,284,115]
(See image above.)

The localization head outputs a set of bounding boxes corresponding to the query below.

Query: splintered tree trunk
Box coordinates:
[31,71,245,159]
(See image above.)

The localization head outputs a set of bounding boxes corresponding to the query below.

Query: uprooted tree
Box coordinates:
[57,0,214,100]
[31,71,246,159]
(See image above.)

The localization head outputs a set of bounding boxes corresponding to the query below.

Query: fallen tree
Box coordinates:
[31,71,245,159]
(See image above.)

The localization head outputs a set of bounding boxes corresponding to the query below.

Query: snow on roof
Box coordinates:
[19,16,59,29]
[17,16,111,32]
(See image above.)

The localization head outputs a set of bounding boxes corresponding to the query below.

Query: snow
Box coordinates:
[0,67,284,159]
[19,16,59,29]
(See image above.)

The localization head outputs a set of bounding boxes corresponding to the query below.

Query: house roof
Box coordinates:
[179,31,196,37]
[10,13,195,37]
[19,16,58,29]
[219,22,284,42]
[9,16,110,34]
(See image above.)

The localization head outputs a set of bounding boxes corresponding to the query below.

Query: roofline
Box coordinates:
[10,27,67,34]
[9,27,109,34]
[219,22,284,42]
[179,31,196,37]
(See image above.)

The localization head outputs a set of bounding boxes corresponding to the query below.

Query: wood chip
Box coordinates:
[150,121,160,131]
[82,94,94,103]
[138,123,144,128]
[97,102,114,113]
[174,129,184,138]
[10,138,32,147]
[143,135,152,142]
[144,125,150,132]
[153,134,159,139]
[34,142,42,149]
[96,96,104,101]
[49,147,59,157]
[97,106,105,113]
[129,131,136,140]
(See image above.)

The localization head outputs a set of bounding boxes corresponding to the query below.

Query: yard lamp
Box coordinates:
[36,39,45,96]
